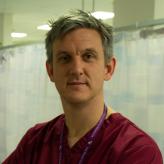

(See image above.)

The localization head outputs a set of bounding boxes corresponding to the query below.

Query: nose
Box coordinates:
[69,56,84,76]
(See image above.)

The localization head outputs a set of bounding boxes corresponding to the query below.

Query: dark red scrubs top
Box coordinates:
[2,113,163,164]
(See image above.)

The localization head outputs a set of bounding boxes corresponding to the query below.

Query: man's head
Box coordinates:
[45,9,116,105]
[45,9,113,64]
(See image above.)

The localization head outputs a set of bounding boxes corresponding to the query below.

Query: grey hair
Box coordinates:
[45,9,113,63]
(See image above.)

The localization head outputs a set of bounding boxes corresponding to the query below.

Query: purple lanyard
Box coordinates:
[58,105,107,164]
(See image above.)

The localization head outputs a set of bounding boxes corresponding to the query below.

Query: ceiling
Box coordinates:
[0,0,114,45]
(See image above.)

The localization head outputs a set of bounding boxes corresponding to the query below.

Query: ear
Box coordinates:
[104,57,116,81]
[46,61,54,82]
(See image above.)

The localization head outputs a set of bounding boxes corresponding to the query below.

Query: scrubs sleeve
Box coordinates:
[2,127,34,164]
[119,144,163,164]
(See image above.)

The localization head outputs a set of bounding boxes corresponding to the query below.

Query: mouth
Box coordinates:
[67,82,87,86]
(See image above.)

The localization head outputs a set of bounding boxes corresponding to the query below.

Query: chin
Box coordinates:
[62,95,92,105]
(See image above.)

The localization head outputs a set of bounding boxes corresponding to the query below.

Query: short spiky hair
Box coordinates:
[45,9,113,63]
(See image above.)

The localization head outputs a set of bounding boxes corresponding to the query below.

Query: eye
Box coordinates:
[57,53,71,64]
[83,51,96,62]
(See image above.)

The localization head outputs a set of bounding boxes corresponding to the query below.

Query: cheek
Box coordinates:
[53,68,67,83]
[91,67,105,81]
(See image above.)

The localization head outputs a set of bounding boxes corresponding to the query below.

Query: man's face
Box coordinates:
[46,28,115,105]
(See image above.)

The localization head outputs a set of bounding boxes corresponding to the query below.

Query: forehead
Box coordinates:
[53,28,103,51]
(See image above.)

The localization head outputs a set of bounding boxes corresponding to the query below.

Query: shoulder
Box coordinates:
[22,114,64,144]
[2,114,64,163]
[105,113,163,163]
[115,113,158,143]
[106,112,157,144]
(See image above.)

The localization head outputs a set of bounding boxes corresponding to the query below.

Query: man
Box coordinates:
[3,10,163,164]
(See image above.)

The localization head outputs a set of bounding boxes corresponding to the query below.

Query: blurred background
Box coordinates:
[0,0,164,161]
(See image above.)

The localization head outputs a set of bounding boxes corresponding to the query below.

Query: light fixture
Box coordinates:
[37,24,51,31]
[11,32,27,38]
[91,11,115,20]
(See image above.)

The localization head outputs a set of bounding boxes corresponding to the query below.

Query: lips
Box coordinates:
[67,81,87,85]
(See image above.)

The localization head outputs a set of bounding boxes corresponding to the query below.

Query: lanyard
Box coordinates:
[59,105,107,164]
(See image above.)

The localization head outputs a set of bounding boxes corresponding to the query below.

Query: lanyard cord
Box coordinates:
[58,105,107,164]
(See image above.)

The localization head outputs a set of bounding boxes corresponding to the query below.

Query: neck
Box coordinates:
[61,96,105,146]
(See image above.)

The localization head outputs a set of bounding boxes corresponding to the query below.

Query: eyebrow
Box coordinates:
[81,48,97,54]
[55,51,69,57]
[55,48,98,56]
